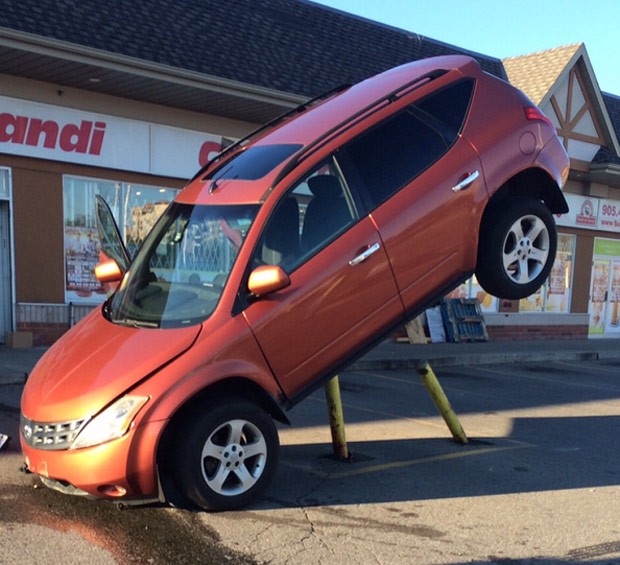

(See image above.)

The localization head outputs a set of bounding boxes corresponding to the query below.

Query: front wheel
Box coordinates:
[475,197,557,300]
[175,399,279,511]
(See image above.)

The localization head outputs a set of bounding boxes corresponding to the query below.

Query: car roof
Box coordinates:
[260,55,479,145]
[177,55,482,206]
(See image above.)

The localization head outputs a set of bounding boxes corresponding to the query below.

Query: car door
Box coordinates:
[242,159,403,402]
[341,79,487,311]
[95,194,131,272]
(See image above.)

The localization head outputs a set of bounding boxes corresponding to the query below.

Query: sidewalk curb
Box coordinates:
[350,350,607,371]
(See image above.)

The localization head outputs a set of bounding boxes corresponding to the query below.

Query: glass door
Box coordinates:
[589,259,610,336]
[589,238,620,337]
[0,169,12,342]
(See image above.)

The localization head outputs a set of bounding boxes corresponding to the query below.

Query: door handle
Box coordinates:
[452,170,480,192]
[349,242,381,266]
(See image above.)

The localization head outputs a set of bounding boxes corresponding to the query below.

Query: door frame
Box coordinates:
[589,237,620,338]
[0,167,16,342]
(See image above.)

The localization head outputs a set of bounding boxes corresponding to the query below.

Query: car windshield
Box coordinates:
[105,202,259,328]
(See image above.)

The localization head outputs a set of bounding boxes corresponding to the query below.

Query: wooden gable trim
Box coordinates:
[550,65,605,149]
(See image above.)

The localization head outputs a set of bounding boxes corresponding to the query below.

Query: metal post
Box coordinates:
[416,360,468,444]
[324,375,350,460]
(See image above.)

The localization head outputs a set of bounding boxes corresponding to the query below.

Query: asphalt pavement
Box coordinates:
[1,338,620,563]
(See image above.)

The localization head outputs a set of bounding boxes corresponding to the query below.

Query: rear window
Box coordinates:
[204,144,302,181]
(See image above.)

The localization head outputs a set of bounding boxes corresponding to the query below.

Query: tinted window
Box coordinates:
[204,144,302,181]
[344,79,474,207]
[345,110,447,205]
[417,79,474,135]
[254,159,358,273]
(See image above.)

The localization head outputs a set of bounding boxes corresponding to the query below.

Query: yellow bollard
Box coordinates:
[416,361,468,444]
[324,375,350,461]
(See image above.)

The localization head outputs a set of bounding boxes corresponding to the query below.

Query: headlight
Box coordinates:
[70,395,149,450]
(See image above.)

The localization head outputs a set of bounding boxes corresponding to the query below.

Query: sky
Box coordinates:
[312,0,620,96]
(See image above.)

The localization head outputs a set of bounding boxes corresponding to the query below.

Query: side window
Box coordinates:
[416,79,474,136]
[255,159,358,273]
[344,79,474,208]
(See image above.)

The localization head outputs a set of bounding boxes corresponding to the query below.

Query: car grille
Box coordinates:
[20,413,88,451]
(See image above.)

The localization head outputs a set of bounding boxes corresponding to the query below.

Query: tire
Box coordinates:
[175,399,279,511]
[475,197,557,300]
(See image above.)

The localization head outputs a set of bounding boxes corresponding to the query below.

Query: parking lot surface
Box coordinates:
[1,343,620,563]
[204,358,620,564]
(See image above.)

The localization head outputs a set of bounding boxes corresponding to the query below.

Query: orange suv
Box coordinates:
[20,55,569,511]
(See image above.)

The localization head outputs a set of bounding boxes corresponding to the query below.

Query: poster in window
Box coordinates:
[606,261,620,332]
[63,177,177,303]
[65,227,105,300]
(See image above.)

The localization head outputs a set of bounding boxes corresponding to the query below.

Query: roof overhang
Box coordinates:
[590,162,620,188]
[0,27,307,124]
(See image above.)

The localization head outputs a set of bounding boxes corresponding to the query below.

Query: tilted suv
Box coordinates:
[21,55,569,510]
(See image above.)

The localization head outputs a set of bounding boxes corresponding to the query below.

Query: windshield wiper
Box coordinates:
[114,318,159,329]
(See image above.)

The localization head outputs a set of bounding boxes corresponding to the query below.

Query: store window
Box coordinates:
[0,168,9,199]
[519,233,575,313]
[447,277,499,313]
[63,175,177,303]
[448,233,575,314]
[1,168,12,339]
[589,237,620,337]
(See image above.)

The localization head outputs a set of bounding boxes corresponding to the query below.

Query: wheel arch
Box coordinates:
[156,376,288,472]
[476,166,566,260]
[475,190,558,299]
[485,167,568,219]
[164,376,289,430]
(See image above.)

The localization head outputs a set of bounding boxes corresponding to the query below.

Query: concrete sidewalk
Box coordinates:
[0,345,48,385]
[351,337,620,371]
[1,338,619,386]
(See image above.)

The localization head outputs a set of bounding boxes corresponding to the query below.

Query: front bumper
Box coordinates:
[20,418,166,502]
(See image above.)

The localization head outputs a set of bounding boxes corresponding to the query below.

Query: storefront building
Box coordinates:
[494,45,620,340]
[1,1,619,344]
[0,94,231,343]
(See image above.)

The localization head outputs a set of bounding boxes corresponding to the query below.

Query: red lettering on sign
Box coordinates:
[0,113,28,143]
[90,122,106,155]
[0,112,107,155]
[26,119,60,149]
[199,140,222,167]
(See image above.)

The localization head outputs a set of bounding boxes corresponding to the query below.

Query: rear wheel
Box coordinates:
[175,399,279,511]
[476,197,557,299]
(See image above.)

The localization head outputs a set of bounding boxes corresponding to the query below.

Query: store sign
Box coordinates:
[0,95,222,179]
[556,193,620,234]
[599,200,620,232]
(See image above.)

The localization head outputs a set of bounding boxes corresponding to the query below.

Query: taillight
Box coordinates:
[524,106,554,128]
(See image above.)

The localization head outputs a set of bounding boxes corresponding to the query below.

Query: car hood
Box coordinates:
[21,309,200,422]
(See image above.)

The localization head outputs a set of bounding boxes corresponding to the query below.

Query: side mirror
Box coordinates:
[95,258,124,283]
[248,265,290,297]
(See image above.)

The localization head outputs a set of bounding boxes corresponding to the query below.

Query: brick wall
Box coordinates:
[16,303,96,346]
[484,312,590,342]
